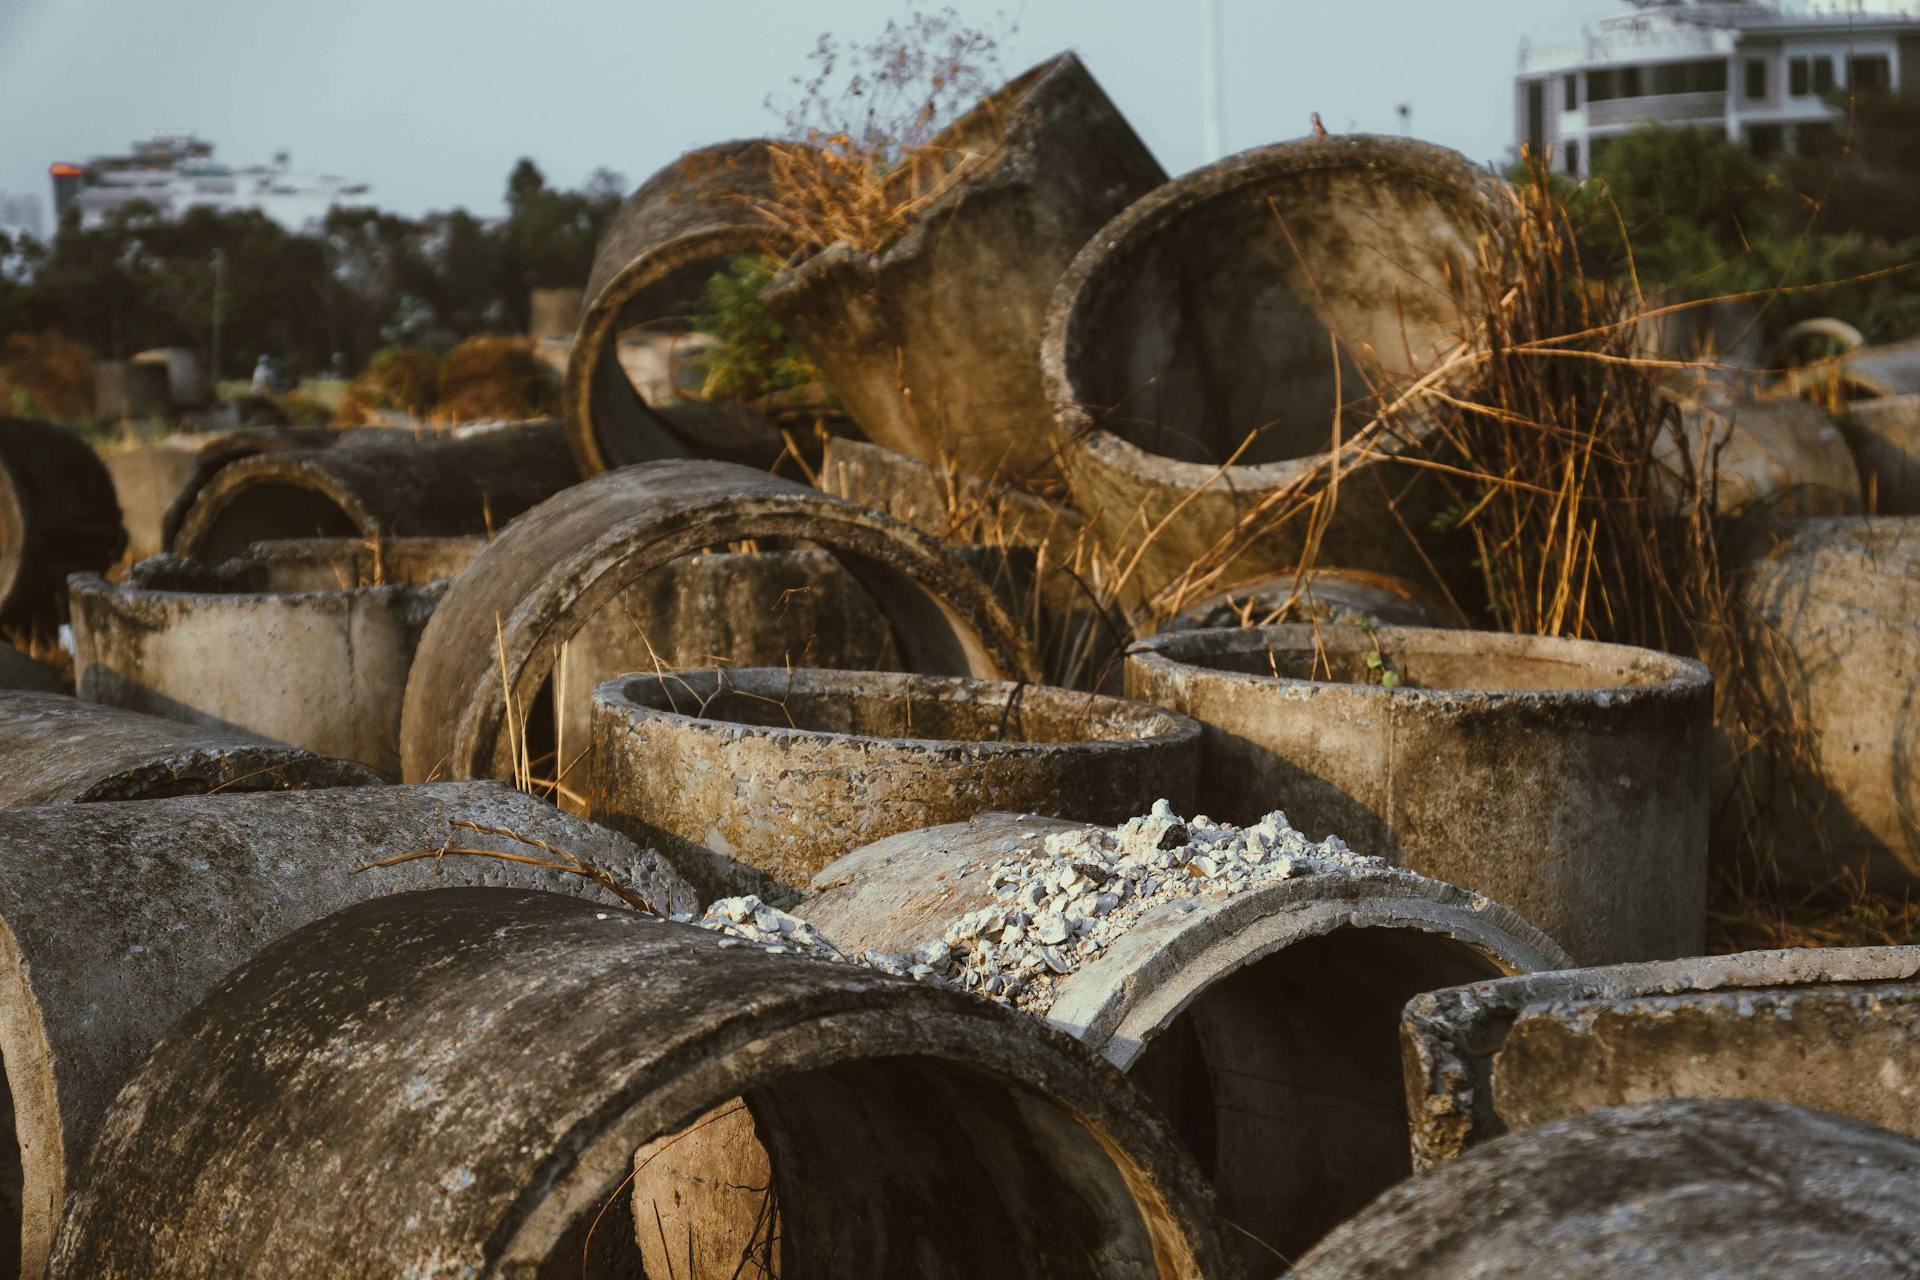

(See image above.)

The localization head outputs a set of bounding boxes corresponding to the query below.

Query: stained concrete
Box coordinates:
[0,784,694,1280]
[1843,393,1920,514]
[0,419,123,625]
[52,888,1230,1279]
[1289,1099,1920,1280]
[1164,569,1456,632]
[591,669,1199,899]
[803,811,1568,1267]
[0,692,377,805]
[97,427,338,562]
[1126,624,1713,964]
[0,648,61,695]
[398,459,1038,786]
[1399,944,1920,1168]
[1656,395,1862,517]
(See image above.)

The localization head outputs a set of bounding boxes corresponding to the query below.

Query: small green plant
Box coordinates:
[692,255,818,403]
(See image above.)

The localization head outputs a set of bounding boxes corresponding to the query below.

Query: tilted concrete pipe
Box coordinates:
[765,52,1166,484]
[1288,1099,1920,1280]
[0,418,123,625]
[0,783,695,1280]
[1400,944,1920,1168]
[590,668,1200,900]
[1126,624,1712,964]
[801,812,1569,1268]
[170,422,578,563]
[1043,136,1512,601]
[1655,395,1862,517]
[0,692,377,805]
[398,459,1037,786]
[52,887,1232,1280]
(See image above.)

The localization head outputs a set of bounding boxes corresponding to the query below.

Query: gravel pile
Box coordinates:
[689,800,1390,1017]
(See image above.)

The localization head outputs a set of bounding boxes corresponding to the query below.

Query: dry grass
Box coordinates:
[434,336,560,424]
[337,346,438,424]
[1710,868,1920,952]
[0,331,95,421]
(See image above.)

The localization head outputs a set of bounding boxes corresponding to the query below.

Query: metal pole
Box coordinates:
[1201,0,1226,162]
[210,249,225,387]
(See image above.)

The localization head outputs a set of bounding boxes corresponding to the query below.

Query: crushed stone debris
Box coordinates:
[686,800,1389,1016]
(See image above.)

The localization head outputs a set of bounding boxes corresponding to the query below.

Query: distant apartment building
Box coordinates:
[1517,0,1920,176]
[0,192,45,242]
[49,133,373,232]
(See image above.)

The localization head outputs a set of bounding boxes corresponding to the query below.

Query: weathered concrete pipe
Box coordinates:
[99,428,335,562]
[591,669,1200,899]
[71,539,480,778]
[802,812,1570,1267]
[1729,517,1920,890]
[399,459,1037,786]
[0,692,377,805]
[1126,625,1713,965]
[1289,1099,1920,1280]
[1655,395,1862,517]
[0,418,123,625]
[1043,136,1512,600]
[52,887,1232,1280]
[1400,943,1920,1168]
[0,783,695,1280]
[0,647,61,695]
[565,141,800,475]
[170,421,577,562]
[1164,569,1457,632]
[1842,392,1920,513]
[765,52,1166,483]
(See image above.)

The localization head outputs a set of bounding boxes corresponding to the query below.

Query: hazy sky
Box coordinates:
[0,0,1634,220]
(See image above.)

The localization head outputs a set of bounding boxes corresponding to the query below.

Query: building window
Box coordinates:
[1851,55,1893,92]
[1815,57,1836,94]
[1588,69,1614,103]
[1527,81,1546,157]
[1564,73,1579,110]
[1565,140,1581,175]
[1748,123,1785,159]
[1746,58,1768,100]
[1793,55,1836,96]
[1621,66,1644,98]
[1790,56,1808,95]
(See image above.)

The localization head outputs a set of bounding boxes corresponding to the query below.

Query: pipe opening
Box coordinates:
[191,482,360,564]
[0,1058,18,1278]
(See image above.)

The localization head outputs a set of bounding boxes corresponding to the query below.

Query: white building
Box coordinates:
[1518,0,1920,176]
[54,133,373,233]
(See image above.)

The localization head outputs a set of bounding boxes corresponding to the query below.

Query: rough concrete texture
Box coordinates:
[70,544,461,778]
[565,140,798,475]
[131,348,206,408]
[242,534,483,590]
[90,361,169,421]
[1043,136,1511,600]
[1399,944,1920,1168]
[1784,335,1920,400]
[553,550,896,777]
[0,784,694,1280]
[0,418,123,625]
[0,647,61,695]
[1730,517,1920,889]
[804,811,1568,1266]
[528,285,583,343]
[820,435,1088,556]
[591,668,1200,899]
[399,459,1037,785]
[1288,1099,1920,1280]
[0,691,378,805]
[52,887,1231,1280]
[170,421,579,563]
[1165,569,1456,632]
[97,427,339,561]
[1655,396,1862,517]
[1844,393,1920,514]
[765,53,1166,482]
[1126,624,1713,964]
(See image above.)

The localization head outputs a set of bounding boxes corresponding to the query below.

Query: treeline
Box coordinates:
[0,159,624,379]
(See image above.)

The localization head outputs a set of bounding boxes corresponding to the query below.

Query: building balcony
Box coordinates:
[1588,92,1728,129]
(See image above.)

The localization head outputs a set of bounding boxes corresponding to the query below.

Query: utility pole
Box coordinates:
[210,248,226,386]
[1201,0,1226,162]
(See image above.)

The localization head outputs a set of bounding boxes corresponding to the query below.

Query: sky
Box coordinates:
[0,0,1644,222]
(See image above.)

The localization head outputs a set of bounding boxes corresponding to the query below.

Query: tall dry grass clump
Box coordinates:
[0,331,95,421]
[337,346,439,424]
[433,336,560,424]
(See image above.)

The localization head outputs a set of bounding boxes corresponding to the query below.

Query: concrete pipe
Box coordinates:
[1289,1098,1920,1280]
[90,361,168,421]
[1656,396,1862,517]
[1842,393,1920,513]
[1730,517,1920,890]
[169,422,578,563]
[398,459,1037,787]
[97,427,336,562]
[565,141,803,475]
[1401,944,1920,1168]
[1164,569,1456,633]
[764,52,1166,484]
[130,348,206,409]
[70,540,478,777]
[0,648,61,695]
[590,669,1200,899]
[0,418,123,626]
[1043,136,1512,602]
[0,783,695,1280]
[1126,625,1713,965]
[0,691,377,805]
[802,811,1569,1268]
[53,887,1231,1280]
[820,435,1089,553]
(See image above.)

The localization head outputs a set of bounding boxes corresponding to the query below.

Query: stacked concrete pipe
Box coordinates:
[0,692,377,804]
[765,52,1167,483]
[70,537,482,777]
[1841,394,1920,512]
[398,459,1037,788]
[0,418,124,625]
[96,427,335,562]
[799,812,1569,1269]
[1400,943,1920,1168]
[0,783,695,1280]
[1042,136,1512,601]
[1126,624,1712,965]
[52,888,1232,1279]
[1289,1099,1920,1280]
[590,668,1200,900]
[169,422,577,563]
